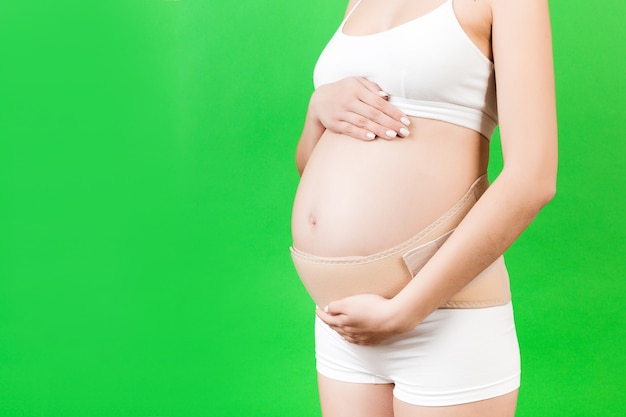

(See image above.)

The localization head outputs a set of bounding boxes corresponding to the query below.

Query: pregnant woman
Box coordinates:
[290,0,557,416]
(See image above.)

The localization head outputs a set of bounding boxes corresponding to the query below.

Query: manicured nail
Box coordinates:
[401,117,411,126]
[323,305,329,313]
[400,127,410,137]
[378,90,390,98]
[366,132,376,140]
[386,130,397,138]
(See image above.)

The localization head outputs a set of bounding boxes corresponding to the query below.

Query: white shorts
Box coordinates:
[315,302,521,406]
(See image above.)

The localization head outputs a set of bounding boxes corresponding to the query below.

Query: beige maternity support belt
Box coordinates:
[290,175,511,309]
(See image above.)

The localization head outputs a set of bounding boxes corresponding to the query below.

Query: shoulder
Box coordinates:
[344,0,361,17]
[487,0,551,23]
[487,0,553,61]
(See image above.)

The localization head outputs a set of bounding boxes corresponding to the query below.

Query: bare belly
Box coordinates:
[291,117,489,257]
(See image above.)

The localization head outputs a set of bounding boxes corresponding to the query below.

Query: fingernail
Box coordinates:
[400,127,410,137]
[323,305,329,313]
[401,117,411,126]
[365,132,376,140]
[386,130,397,138]
[378,90,389,98]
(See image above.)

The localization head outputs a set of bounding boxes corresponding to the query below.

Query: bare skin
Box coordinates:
[318,374,519,417]
[292,0,557,415]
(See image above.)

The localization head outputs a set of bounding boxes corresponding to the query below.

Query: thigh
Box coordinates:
[393,389,519,417]
[389,304,520,406]
[318,373,394,417]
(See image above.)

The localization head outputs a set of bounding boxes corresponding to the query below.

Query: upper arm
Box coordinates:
[491,0,558,183]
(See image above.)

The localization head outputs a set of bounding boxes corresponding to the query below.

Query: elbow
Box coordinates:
[544,179,557,203]
[295,136,316,177]
[538,181,556,208]
[513,177,556,218]
[501,167,557,211]
[540,163,558,206]
[503,150,558,209]
[296,161,305,177]
[295,149,306,176]
[533,172,558,209]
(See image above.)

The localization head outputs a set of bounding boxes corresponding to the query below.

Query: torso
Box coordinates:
[342,0,492,60]
[291,0,494,257]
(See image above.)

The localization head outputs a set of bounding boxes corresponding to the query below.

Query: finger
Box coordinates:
[350,80,407,118]
[344,335,358,344]
[325,299,348,316]
[357,93,411,127]
[318,315,352,340]
[332,121,377,141]
[349,98,411,136]
[353,77,389,99]
[344,333,369,345]
[343,109,409,140]
[316,306,344,327]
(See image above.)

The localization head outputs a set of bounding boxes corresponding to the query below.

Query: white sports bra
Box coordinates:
[313,0,498,139]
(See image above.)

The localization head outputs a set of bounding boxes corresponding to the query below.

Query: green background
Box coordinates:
[1,0,624,416]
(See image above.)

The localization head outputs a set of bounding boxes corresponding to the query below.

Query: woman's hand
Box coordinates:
[316,294,415,345]
[310,77,411,141]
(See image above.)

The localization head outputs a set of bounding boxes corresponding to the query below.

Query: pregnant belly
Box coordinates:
[291,122,488,257]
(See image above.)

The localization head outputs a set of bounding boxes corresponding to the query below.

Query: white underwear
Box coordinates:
[315,302,521,406]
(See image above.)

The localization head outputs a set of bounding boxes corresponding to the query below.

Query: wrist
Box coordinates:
[388,296,422,333]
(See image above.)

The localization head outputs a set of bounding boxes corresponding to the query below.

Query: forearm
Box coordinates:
[391,169,556,330]
[394,0,559,328]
